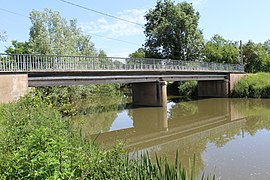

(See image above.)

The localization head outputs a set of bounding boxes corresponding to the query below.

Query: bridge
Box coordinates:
[0,53,245,106]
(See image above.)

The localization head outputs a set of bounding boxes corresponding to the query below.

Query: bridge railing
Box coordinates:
[0,53,244,72]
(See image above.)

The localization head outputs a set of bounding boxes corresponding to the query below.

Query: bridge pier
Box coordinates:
[132,81,167,107]
[0,74,28,103]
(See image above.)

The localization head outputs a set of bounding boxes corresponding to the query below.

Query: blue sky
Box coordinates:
[1,0,270,57]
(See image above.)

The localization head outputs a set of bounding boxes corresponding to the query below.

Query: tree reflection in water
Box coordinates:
[74,96,270,179]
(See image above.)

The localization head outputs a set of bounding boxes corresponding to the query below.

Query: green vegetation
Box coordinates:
[5,40,30,54]
[37,84,121,116]
[144,0,204,61]
[0,90,213,179]
[129,48,145,58]
[242,41,270,73]
[232,73,270,98]
[28,9,97,56]
[179,81,198,98]
[203,34,240,64]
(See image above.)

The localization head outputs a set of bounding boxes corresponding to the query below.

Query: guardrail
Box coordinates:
[0,53,244,72]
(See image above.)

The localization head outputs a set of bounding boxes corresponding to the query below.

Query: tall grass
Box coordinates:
[0,90,213,179]
[232,73,270,98]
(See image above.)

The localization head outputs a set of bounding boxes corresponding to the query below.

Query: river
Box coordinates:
[73,95,270,179]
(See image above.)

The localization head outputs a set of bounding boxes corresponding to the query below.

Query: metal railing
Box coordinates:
[0,53,244,72]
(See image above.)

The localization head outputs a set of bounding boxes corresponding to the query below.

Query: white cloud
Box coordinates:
[81,8,146,38]
[191,0,208,8]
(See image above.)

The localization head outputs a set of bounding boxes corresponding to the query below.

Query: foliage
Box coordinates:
[129,47,145,58]
[0,92,87,179]
[179,81,198,97]
[203,34,240,64]
[144,0,204,61]
[98,49,107,57]
[232,73,270,98]
[0,91,213,179]
[28,8,97,56]
[5,40,30,54]
[37,84,121,116]
[243,41,270,73]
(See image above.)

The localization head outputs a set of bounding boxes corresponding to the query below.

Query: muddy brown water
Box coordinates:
[74,97,270,179]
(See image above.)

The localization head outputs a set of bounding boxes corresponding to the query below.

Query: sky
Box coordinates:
[1,0,270,57]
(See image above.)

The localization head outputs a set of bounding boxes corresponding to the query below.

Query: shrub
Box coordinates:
[232,73,270,98]
[179,81,198,98]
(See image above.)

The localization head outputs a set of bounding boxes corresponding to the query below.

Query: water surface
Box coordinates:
[74,97,270,179]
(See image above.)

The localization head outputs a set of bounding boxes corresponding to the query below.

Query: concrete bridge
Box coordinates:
[0,53,245,106]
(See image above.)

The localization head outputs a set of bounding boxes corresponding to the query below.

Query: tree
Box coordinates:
[243,41,270,73]
[262,39,270,54]
[129,48,145,58]
[29,9,97,56]
[203,34,240,64]
[144,0,204,61]
[98,49,107,57]
[5,40,30,54]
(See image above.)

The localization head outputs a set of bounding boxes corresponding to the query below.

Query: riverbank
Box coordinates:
[0,89,210,179]
[232,72,270,98]
[177,73,270,99]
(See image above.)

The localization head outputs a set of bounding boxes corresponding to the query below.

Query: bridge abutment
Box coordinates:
[198,73,246,98]
[198,80,229,98]
[132,81,167,107]
[228,73,246,92]
[0,74,28,103]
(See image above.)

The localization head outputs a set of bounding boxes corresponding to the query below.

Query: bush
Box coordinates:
[232,73,270,98]
[179,81,198,98]
[0,92,90,178]
[37,84,121,116]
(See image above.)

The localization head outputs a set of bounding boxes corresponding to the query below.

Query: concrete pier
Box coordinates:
[0,74,28,103]
[132,81,167,107]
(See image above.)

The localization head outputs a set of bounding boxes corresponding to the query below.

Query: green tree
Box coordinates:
[203,34,240,64]
[29,9,97,56]
[144,0,204,61]
[5,40,30,54]
[129,48,145,58]
[243,41,270,72]
[262,39,270,54]
[98,49,107,57]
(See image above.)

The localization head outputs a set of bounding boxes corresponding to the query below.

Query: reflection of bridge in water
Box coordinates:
[91,99,246,153]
